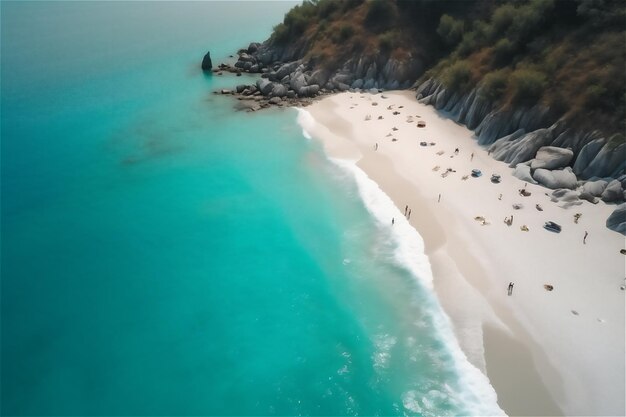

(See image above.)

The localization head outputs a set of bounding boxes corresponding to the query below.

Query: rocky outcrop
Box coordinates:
[533,167,578,190]
[201,51,213,71]
[579,141,626,180]
[579,180,608,203]
[601,180,624,203]
[606,203,626,235]
[512,163,537,184]
[415,78,625,182]
[550,189,582,208]
[531,146,574,170]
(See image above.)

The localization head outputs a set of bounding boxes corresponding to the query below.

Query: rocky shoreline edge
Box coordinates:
[201,45,626,234]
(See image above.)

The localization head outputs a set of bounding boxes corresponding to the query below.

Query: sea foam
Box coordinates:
[297,107,506,416]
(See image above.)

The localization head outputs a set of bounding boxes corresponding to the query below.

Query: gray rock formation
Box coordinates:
[201,51,213,71]
[579,180,608,203]
[490,127,554,167]
[550,189,582,208]
[256,79,274,96]
[600,180,624,203]
[606,203,626,235]
[297,84,319,97]
[580,142,626,180]
[512,163,537,184]
[268,96,282,105]
[531,146,574,170]
[275,61,300,80]
[270,83,287,98]
[533,167,578,190]
[290,72,307,92]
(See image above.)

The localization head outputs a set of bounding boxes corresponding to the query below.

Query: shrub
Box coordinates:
[271,23,290,44]
[491,4,516,35]
[364,0,396,33]
[332,23,354,44]
[480,69,510,101]
[511,68,548,104]
[456,32,478,57]
[437,14,464,46]
[339,24,355,42]
[585,84,607,108]
[506,0,555,45]
[493,38,516,66]
[441,60,473,92]
[317,0,338,19]
[342,0,364,13]
[378,31,398,52]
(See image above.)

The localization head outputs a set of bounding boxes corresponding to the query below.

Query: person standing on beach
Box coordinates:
[470,152,474,161]
[405,205,408,216]
[584,231,588,244]
[392,217,395,225]
[508,282,514,296]
[375,143,378,151]
[408,209,411,220]
[438,193,441,203]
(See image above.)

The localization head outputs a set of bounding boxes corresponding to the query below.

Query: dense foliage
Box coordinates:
[268,0,625,137]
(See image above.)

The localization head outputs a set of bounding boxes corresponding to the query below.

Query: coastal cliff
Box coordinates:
[217,0,626,232]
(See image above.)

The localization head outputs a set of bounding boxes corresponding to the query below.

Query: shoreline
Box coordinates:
[300,91,625,416]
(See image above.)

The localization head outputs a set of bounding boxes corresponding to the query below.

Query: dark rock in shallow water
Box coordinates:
[201,51,213,71]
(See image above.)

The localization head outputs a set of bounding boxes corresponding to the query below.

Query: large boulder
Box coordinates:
[256,79,274,96]
[550,189,582,208]
[247,42,260,53]
[533,167,578,190]
[512,163,537,184]
[579,180,608,203]
[581,142,626,179]
[600,180,624,203]
[275,61,300,80]
[490,127,553,166]
[582,179,608,196]
[530,146,574,170]
[606,203,626,235]
[201,51,213,71]
[297,84,319,97]
[270,83,288,98]
[290,72,307,92]
[309,69,330,87]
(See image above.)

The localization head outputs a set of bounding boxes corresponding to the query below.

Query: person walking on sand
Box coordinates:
[392,217,395,226]
[408,209,411,220]
[438,193,441,203]
[405,205,408,216]
[508,282,514,296]
[584,231,588,244]
[375,143,378,151]
[470,152,474,161]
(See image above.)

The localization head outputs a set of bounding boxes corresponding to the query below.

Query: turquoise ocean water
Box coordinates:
[1,2,502,415]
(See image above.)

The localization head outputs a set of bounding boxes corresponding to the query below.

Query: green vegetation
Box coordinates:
[441,60,472,92]
[480,69,510,101]
[267,0,625,137]
[510,68,548,104]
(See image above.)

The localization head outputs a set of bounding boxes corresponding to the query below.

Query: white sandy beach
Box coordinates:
[301,91,625,416]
